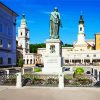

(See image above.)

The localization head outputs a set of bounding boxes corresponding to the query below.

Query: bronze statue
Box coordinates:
[50,7,62,39]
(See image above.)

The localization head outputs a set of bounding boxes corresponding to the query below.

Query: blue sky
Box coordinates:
[1,0,100,44]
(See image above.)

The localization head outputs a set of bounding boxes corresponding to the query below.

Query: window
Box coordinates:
[80,27,82,31]
[87,55,89,57]
[27,59,29,64]
[26,43,28,49]
[8,58,11,64]
[30,59,32,64]
[23,59,25,64]
[26,33,28,36]
[50,45,55,53]
[21,32,22,36]
[8,42,11,48]
[0,57,3,64]
[0,40,2,47]
[7,26,10,35]
[0,24,2,32]
[65,60,68,63]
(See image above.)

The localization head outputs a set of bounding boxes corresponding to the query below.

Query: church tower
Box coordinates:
[78,15,85,42]
[18,14,30,54]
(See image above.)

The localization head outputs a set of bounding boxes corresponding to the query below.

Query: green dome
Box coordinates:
[21,13,27,27]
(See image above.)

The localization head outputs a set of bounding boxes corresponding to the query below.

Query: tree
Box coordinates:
[18,58,24,68]
[62,43,73,47]
[30,43,46,53]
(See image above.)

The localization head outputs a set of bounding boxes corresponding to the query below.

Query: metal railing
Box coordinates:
[22,74,59,87]
[64,74,98,87]
[0,74,16,86]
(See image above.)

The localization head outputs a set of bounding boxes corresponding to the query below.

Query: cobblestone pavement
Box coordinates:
[0,87,100,100]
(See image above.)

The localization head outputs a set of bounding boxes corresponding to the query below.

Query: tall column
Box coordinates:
[82,59,84,64]
[70,59,72,64]
[90,58,93,64]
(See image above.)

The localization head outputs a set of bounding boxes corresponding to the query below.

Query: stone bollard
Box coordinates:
[22,68,24,75]
[33,67,34,73]
[6,70,9,79]
[59,73,64,89]
[16,72,22,88]
[97,70,100,81]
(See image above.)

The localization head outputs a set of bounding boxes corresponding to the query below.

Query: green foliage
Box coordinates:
[30,43,46,53]
[18,58,24,68]
[64,74,73,80]
[62,43,73,47]
[74,67,84,75]
[34,67,42,72]
[30,43,73,53]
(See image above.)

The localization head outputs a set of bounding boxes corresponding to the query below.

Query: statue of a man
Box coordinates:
[50,7,62,39]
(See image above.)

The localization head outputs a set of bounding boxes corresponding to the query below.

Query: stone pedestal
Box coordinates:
[43,56,63,74]
[42,39,63,74]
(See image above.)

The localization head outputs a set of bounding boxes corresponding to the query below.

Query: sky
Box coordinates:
[1,0,100,44]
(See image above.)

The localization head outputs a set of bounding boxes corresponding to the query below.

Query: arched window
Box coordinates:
[23,59,25,64]
[80,27,82,31]
[27,59,29,64]
[21,32,22,36]
[30,59,32,64]
[8,58,11,64]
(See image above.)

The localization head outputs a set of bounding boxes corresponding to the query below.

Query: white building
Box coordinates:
[0,2,18,67]
[17,14,37,67]
[37,15,100,66]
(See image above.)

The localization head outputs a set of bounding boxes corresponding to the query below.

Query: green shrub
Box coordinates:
[74,67,84,76]
[34,67,42,72]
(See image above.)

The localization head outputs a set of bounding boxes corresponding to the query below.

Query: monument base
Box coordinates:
[42,56,63,74]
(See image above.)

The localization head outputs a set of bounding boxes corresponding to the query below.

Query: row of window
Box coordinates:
[0,57,11,64]
[20,32,28,37]
[87,54,96,57]
[0,23,12,35]
[23,59,33,64]
[0,39,11,48]
[68,54,97,58]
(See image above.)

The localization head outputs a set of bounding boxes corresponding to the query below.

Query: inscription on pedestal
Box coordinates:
[47,59,57,63]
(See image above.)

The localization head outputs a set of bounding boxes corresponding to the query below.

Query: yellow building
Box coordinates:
[95,33,100,50]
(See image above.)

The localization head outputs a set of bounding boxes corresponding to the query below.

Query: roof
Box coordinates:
[79,15,84,24]
[0,2,18,16]
[95,33,100,35]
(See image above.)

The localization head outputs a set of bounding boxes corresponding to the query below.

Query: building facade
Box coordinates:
[0,2,18,67]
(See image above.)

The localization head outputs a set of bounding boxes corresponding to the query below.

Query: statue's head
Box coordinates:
[54,7,58,12]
